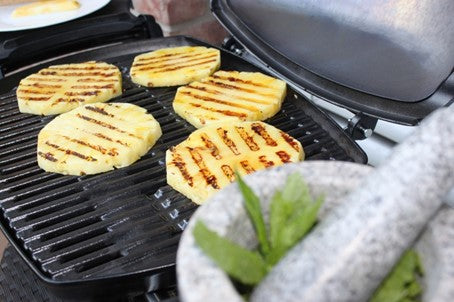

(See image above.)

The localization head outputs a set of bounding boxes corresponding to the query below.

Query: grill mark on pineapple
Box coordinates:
[76,114,141,139]
[53,97,85,104]
[187,147,219,189]
[91,132,128,147]
[142,59,218,73]
[22,96,51,101]
[65,90,101,96]
[17,89,55,95]
[240,160,256,174]
[45,141,97,162]
[26,77,66,82]
[77,78,119,83]
[188,84,271,105]
[280,131,300,152]
[221,165,235,182]
[137,52,187,62]
[136,54,218,71]
[22,83,62,88]
[217,128,240,155]
[48,66,117,71]
[251,123,277,146]
[276,151,291,163]
[38,151,58,162]
[259,155,275,168]
[204,80,277,99]
[136,50,201,62]
[212,74,270,88]
[40,71,116,77]
[134,51,217,65]
[61,135,118,156]
[170,147,193,187]
[201,133,221,159]
[85,105,115,117]
[180,90,259,112]
[235,126,259,151]
[189,103,247,118]
[71,84,115,89]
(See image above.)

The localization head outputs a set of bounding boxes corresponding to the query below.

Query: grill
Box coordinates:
[0,35,365,299]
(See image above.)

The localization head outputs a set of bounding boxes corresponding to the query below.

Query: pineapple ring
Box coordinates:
[166,121,303,204]
[130,46,220,87]
[17,61,122,116]
[173,70,287,128]
[37,103,162,175]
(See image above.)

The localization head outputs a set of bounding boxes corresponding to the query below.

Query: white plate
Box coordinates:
[0,0,111,32]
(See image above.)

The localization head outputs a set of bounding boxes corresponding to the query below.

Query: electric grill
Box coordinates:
[0,6,367,300]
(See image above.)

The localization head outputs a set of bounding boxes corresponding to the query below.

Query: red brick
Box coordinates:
[132,0,208,25]
[164,18,228,46]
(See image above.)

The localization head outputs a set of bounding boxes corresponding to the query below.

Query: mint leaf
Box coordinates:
[193,220,268,285]
[282,195,323,248]
[269,190,293,250]
[269,173,315,250]
[267,195,323,266]
[370,250,423,302]
[281,173,311,207]
[235,171,270,255]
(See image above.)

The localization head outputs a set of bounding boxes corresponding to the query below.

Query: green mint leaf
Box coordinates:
[235,171,270,255]
[267,195,323,266]
[283,195,323,246]
[269,191,293,250]
[193,220,268,285]
[281,173,311,207]
[370,250,423,302]
[269,173,315,250]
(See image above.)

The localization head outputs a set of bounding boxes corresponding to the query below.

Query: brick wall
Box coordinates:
[132,0,228,45]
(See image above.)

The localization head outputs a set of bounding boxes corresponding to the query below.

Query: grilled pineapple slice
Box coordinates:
[130,46,220,87]
[173,70,286,128]
[17,61,122,116]
[166,121,303,204]
[37,103,162,175]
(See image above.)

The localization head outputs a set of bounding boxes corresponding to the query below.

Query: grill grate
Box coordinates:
[0,37,365,295]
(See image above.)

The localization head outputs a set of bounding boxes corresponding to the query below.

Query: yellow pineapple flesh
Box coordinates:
[37,102,162,175]
[166,121,303,204]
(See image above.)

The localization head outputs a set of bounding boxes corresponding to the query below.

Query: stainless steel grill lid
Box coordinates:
[212,0,454,124]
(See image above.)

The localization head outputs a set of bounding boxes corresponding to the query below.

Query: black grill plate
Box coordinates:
[0,36,365,299]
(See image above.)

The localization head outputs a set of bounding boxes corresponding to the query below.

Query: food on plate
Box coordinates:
[17,61,122,115]
[37,102,162,175]
[173,70,286,128]
[12,0,80,18]
[130,46,220,87]
[166,121,303,204]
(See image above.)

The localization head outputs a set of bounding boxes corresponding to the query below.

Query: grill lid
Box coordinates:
[211,0,454,125]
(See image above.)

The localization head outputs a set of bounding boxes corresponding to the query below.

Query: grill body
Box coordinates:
[0,36,366,299]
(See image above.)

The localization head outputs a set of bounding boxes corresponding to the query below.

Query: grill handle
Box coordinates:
[0,12,162,78]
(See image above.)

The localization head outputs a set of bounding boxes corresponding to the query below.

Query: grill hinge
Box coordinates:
[345,112,378,140]
[222,36,245,56]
